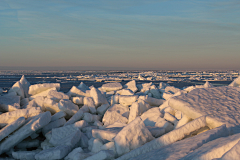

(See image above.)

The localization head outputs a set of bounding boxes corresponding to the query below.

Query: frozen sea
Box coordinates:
[0,70,237,93]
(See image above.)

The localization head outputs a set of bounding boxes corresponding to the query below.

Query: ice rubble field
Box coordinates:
[0,75,240,160]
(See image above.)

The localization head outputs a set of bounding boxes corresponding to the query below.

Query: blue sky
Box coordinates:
[0,0,240,70]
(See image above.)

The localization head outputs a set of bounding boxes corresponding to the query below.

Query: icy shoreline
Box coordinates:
[0,75,240,159]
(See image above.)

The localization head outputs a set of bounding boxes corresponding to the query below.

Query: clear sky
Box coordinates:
[0,0,240,70]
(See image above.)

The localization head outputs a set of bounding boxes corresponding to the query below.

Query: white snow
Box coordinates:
[182,132,240,160]
[130,124,229,160]
[220,139,240,160]
[169,86,240,133]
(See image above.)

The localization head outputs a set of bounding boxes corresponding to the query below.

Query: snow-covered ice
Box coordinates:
[169,86,240,133]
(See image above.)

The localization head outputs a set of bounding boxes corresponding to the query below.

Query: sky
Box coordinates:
[0,0,240,70]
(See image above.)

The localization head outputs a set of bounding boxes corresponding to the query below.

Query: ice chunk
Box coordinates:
[229,75,240,87]
[28,83,60,96]
[101,142,116,154]
[8,81,25,99]
[84,150,115,160]
[110,94,119,105]
[51,111,66,122]
[12,150,41,160]
[114,117,154,157]
[0,111,51,154]
[175,114,192,128]
[78,82,90,91]
[119,95,138,106]
[116,89,134,95]
[169,86,240,133]
[49,125,82,148]
[22,98,37,109]
[140,107,163,126]
[97,103,110,115]
[155,117,174,133]
[42,117,66,135]
[19,75,31,98]
[130,124,229,160]
[102,104,129,126]
[147,126,165,138]
[67,86,90,97]
[106,91,115,98]
[0,117,25,142]
[128,101,153,123]
[47,90,69,102]
[0,107,42,127]
[29,88,57,100]
[203,81,214,88]
[182,132,240,160]
[72,96,84,105]
[79,105,89,113]
[35,145,72,160]
[175,110,183,120]
[84,97,96,114]
[102,82,122,92]
[0,95,20,112]
[124,80,138,93]
[65,109,83,126]
[149,85,161,99]
[58,99,79,118]
[162,106,175,116]
[128,102,141,123]
[90,87,108,107]
[117,116,207,160]
[142,96,165,106]
[43,97,60,114]
[73,120,88,130]
[79,133,89,148]
[138,82,152,93]
[92,127,122,142]
[83,113,100,123]
[91,138,104,153]
[164,112,178,126]
[41,139,54,150]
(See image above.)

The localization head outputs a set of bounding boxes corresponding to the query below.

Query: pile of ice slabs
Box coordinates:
[0,75,240,160]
